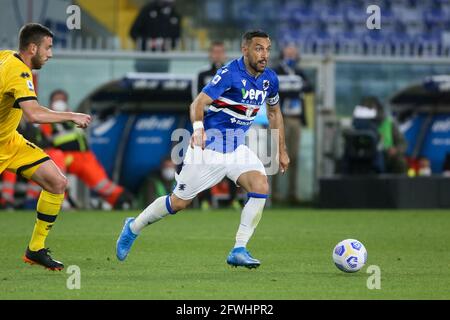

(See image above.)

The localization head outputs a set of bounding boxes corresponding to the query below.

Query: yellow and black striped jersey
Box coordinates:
[0,50,37,146]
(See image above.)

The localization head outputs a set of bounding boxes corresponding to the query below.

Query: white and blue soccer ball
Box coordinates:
[332,239,367,273]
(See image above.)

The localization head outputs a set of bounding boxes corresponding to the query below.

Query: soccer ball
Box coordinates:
[332,239,367,273]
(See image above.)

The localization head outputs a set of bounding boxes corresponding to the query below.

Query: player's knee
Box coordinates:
[170,195,192,212]
[49,174,68,194]
[249,177,269,195]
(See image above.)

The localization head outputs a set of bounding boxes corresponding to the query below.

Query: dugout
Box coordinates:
[319,75,450,208]
[390,75,450,173]
[78,73,193,196]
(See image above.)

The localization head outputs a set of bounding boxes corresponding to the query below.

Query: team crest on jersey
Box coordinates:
[26,80,34,91]
[241,79,246,87]
[263,80,270,91]
[20,72,30,78]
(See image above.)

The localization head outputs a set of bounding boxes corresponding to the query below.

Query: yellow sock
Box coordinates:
[28,190,64,252]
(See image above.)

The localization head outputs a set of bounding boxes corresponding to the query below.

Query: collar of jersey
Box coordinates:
[238,56,265,80]
[13,52,31,71]
[14,52,24,63]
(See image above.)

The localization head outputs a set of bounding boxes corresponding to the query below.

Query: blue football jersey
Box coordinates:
[201,56,279,153]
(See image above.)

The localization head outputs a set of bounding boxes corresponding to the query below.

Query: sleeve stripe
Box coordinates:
[267,93,279,106]
[13,96,37,109]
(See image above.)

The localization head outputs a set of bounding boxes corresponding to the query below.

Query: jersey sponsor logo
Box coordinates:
[241,88,268,103]
[211,74,221,85]
[26,80,34,91]
[20,72,30,78]
[230,117,252,126]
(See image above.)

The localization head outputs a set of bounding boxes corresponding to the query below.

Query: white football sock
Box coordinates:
[234,193,267,248]
[130,195,174,234]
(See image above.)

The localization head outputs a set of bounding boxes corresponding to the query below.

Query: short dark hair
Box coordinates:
[242,30,269,46]
[209,40,224,50]
[19,23,54,51]
[49,89,68,103]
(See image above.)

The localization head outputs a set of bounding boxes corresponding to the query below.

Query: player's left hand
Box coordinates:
[279,150,290,174]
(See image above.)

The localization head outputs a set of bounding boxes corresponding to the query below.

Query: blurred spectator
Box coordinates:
[345,96,407,175]
[39,89,134,209]
[418,157,432,176]
[196,41,227,95]
[342,100,383,174]
[371,97,408,174]
[272,44,313,204]
[0,171,15,209]
[140,158,176,203]
[130,0,181,51]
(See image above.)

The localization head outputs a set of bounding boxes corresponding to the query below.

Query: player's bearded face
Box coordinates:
[247,37,271,73]
[31,50,45,69]
[31,37,53,69]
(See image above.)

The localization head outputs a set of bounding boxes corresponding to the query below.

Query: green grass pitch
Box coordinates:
[1,209,450,299]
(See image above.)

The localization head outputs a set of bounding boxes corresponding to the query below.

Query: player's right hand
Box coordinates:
[190,128,206,149]
[72,113,92,128]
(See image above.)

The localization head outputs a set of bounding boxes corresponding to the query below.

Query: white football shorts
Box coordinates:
[173,144,266,200]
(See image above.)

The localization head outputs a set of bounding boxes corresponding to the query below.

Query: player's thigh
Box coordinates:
[227,145,268,194]
[45,148,67,173]
[6,137,51,180]
[30,160,68,194]
[236,171,269,194]
[173,147,227,201]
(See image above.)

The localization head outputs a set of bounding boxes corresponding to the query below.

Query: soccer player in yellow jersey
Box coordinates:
[0,23,91,270]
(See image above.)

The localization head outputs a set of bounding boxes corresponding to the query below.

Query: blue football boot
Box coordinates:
[116,217,138,261]
[226,247,260,269]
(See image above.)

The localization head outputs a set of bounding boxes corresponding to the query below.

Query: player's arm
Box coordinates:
[20,99,91,128]
[189,92,213,149]
[190,67,231,149]
[267,102,290,173]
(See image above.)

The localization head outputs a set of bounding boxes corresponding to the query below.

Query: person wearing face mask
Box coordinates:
[272,44,313,205]
[37,89,134,210]
[140,158,177,204]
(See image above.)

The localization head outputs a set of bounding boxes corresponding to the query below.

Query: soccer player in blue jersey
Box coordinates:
[116,30,290,268]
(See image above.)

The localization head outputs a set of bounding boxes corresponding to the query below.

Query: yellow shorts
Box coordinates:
[0,132,50,180]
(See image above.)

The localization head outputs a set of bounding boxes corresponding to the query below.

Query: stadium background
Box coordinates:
[2,0,450,208]
[3,0,450,208]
